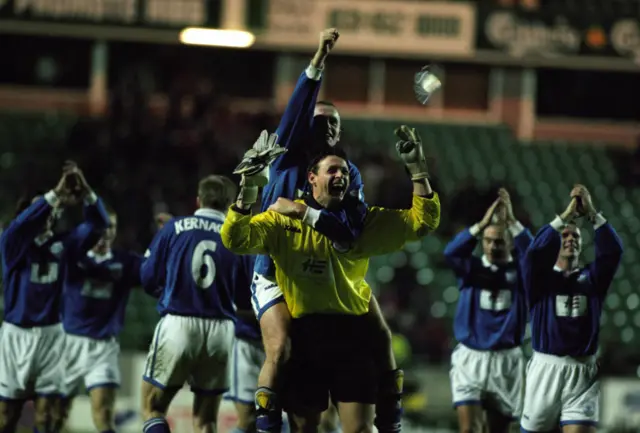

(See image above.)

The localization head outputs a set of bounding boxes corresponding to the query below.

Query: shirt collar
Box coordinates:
[553,265,580,275]
[481,254,513,271]
[195,208,226,221]
[88,249,113,262]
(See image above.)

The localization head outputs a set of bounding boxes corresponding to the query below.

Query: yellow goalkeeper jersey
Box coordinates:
[221,193,440,318]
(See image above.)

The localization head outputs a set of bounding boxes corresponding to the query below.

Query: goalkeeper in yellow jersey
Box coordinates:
[221,125,440,432]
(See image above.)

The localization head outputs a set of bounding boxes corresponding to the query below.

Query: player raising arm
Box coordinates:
[238,30,405,433]
[139,175,252,433]
[58,204,144,433]
[520,185,623,433]
[444,188,532,433]
[0,161,109,433]
[222,127,440,433]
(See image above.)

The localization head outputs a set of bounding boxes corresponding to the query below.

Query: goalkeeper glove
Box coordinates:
[233,130,286,206]
[394,125,429,181]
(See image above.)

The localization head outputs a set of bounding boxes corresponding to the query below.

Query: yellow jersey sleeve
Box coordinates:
[350,193,441,258]
[220,206,281,255]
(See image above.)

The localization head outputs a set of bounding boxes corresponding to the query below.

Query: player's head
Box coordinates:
[94,204,118,252]
[311,101,341,149]
[482,224,512,264]
[558,222,582,262]
[197,175,237,212]
[307,149,350,210]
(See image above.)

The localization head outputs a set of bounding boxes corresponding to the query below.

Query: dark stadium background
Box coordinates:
[0,0,639,431]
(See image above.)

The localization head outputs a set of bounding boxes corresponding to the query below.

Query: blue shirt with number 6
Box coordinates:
[141,208,252,321]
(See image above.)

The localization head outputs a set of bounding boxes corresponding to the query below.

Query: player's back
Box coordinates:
[142,209,238,320]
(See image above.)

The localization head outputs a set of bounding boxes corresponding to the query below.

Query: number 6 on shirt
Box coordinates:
[192,240,218,289]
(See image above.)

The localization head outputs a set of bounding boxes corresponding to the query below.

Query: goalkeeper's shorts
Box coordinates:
[251,272,284,320]
[282,314,378,414]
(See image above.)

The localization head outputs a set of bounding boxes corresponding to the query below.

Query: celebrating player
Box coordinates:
[139,175,251,433]
[236,28,402,433]
[59,204,144,433]
[222,126,440,433]
[444,188,532,433]
[520,184,623,433]
[0,161,109,433]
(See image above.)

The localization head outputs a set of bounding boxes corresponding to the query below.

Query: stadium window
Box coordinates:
[324,56,369,104]
[442,62,489,110]
[384,59,428,106]
[536,69,640,121]
[0,34,91,88]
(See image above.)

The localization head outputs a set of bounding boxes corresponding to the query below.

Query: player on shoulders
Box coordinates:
[520,184,623,433]
[59,204,144,433]
[139,175,248,433]
[222,126,440,433]
[0,161,109,433]
[236,28,403,433]
[444,188,532,433]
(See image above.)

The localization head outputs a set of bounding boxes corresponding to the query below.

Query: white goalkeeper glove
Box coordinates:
[233,130,287,206]
[394,125,429,181]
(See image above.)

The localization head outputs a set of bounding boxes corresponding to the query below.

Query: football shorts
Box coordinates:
[521,351,599,432]
[143,314,233,394]
[450,343,525,419]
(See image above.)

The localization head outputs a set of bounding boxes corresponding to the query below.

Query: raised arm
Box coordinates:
[444,197,503,274]
[271,29,338,170]
[221,206,280,256]
[498,188,533,258]
[0,193,58,263]
[0,165,78,262]
[350,188,440,258]
[572,185,623,296]
[64,193,110,258]
[350,125,439,258]
[588,219,623,295]
[62,164,110,258]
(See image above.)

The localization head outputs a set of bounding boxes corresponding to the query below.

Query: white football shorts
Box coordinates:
[450,343,525,419]
[143,314,234,394]
[521,351,599,432]
[61,333,120,397]
[0,322,66,399]
[224,337,265,405]
[251,272,284,320]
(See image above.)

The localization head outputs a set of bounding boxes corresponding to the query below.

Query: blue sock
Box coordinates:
[143,417,171,433]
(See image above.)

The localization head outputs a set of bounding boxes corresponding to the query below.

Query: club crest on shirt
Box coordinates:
[577,272,588,284]
[505,270,517,284]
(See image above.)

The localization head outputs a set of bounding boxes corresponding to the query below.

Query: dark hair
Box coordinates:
[307,148,348,174]
[198,175,237,211]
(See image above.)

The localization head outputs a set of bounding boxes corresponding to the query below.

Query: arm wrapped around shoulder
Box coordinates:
[349,192,440,258]
[221,206,276,255]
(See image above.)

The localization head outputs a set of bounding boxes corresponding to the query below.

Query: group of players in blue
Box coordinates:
[0,26,623,433]
[446,186,622,433]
